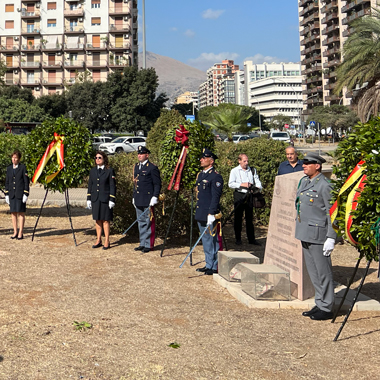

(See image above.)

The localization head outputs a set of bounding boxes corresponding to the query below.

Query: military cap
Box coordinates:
[201,148,218,160]
[303,152,326,164]
[137,145,150,154]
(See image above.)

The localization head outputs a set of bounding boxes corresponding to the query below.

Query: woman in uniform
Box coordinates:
[5,150,30,240]
[87,151,116,250]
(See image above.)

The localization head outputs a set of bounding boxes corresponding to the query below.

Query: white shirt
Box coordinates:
[228,165,262,192]
[97,165,105,170]
[139,159,148,169]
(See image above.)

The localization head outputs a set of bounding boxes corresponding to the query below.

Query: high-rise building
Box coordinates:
[198,59,239,108]
[242,61,303,129]
[299,0,378,116]
[0,0,138,96]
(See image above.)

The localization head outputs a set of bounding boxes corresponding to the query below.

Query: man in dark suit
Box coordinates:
[295,152,336,321]
[195,148,223,275]
[133,146,161,253]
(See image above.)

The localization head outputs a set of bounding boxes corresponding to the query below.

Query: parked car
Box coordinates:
[99,136,146,154]
[224,135,252,143]
[269,131,293,145]
[92,136,113,150]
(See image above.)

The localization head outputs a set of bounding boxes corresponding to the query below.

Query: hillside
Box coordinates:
[139,51,206,105]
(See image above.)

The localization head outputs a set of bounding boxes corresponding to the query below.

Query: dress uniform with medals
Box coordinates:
[195,148,223,275]
[295,152,336,320]
[133,146,161,253]
[5,163,29,213]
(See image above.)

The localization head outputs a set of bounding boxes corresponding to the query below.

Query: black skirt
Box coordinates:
[92,200,113,221]
[10,197,26,213]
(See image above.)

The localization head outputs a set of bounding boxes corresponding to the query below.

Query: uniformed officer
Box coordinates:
[295,152,336,320]
[5,150,30,240]
[87,151,116,250]
[195,148,223,275]
[133,146,161,253]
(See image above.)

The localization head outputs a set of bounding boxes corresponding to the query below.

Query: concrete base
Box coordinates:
[214,274,380,311]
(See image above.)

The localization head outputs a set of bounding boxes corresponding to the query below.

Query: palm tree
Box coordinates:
[202,107,254,141]
[335,8,380,121]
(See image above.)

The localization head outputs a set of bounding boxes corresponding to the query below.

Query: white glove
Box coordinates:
[22,194,28,203]
[109,201,115,209]
[207,214,215,226]
[323,237,335,257]
[5,195,10,205]
[149,196,158,207]
[87,200,92,209]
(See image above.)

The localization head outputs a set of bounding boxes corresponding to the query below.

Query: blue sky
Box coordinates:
[139,0,301,72]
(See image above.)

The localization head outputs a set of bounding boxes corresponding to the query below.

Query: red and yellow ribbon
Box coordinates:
[32,133,65,184]
[330,160,366,245]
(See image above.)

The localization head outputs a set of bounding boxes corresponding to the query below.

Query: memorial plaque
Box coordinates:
[264,171,314,300]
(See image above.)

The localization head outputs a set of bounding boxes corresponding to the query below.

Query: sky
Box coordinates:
[138,0,301,72]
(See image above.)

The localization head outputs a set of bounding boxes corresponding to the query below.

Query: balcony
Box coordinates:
[64,60,85,68]
[299,0,315,7]
[108,59,129,68]
[41,43,63,52]
[323,59,340,69]
[322,35,340,46]
[20,61,41,68]
[86,59,108,68]
[322,24,339,35]
[325,94,340,101]
[42,79,63,86]
[324,82,336,90]
[21,10,41,18]
[21,26,41,35]
[42,61,63,68]
[20,78,41,86]
[64,26,85,34]
[324,71,337,79]
[342,0,367,13]
[311,85,323,93]
[109,6,131,16]
[321,0,338,13]
[5,79,20,86]
[301,33,320,46]
[21,43,41,51]
[109,24,131,32]
[65,78,76,85]
[109,42,131,51]
[64,9,84,17]
[6,60,19,69]
[342,7,371,25]
[64,43,84,50]
[343,27,355,37]
[299,1,319,17]
[302,54,321,65]
[300,22,320,36]
[0,45,19,52]
[321,12,338,24]
[323,46,341,57]
[86,43,107,51]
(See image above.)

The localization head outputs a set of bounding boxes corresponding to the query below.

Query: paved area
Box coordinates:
[214,274,380,311]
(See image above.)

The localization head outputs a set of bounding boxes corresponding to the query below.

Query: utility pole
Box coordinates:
[142,0,146,69]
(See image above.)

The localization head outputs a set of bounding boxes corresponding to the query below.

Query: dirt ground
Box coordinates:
[0,204,379,380]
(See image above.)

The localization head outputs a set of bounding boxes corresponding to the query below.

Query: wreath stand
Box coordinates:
[31,187,77,246]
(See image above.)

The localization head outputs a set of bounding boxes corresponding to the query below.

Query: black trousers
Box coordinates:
[233,191,255,242]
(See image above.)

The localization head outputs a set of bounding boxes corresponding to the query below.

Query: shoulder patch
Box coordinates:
[216,182,221,187]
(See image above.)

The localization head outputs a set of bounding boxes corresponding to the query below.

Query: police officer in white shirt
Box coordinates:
[228,154,262,245]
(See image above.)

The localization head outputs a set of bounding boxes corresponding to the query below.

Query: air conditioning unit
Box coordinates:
[14,36,19,41]
[35,87,40,91]
[21,52,26,56]
[57,51,62,56]
[79,18,83,22]
[17,8,21,12]
[36,3,40,8]
[124,34,129,39]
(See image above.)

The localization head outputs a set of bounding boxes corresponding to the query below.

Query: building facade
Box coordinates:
[298,0,378,116]
[198,59,239,108]
[174,91,199,109]
[0,0,138,96]
[243,61,303,129]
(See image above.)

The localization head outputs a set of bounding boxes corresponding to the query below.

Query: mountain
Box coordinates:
[139,51,206,105]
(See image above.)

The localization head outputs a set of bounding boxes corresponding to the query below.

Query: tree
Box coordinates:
[306,105,359,139]
[0,97,45,122]
[34,93,67,119]
[267,114,293,131]
[0,60,7,85]
[0,85,34,104]
[171,103,197,119]
[201,105,256,141]
[335,8,380,121]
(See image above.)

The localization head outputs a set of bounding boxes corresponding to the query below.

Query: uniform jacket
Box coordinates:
[5,163,30,199]
[295,173,336,244]
[195,167,223,222]
[133,160,161,208]
[87,167,116,203]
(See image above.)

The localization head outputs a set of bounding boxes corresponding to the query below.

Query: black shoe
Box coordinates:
[92,242,102,249]
[134,246,144,251]
[235,240,242,246]
[310,310,333,321]
[302,306,319,317]
[17,235,23,240]
[141,247,151,253]
[205,269,216,275]
[10,235,17,240]
[249,240,260,246]
[196,266,208,273]
[103,245,110,250]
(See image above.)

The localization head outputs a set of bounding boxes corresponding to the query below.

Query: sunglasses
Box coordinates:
[95,156,103,159]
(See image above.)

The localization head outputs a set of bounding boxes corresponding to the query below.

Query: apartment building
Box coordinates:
[198,59,239,108]
[0,0,138,96]
[299,0,378,116]
[243,61,303,128]
[175,91,199,109]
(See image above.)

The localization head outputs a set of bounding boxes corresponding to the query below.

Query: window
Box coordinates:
[5,20,14,29]
[5,4,14,12]
[47,2,57,10]
[92,0,100,8]
[92,17,101,26]
[47,19,57,27]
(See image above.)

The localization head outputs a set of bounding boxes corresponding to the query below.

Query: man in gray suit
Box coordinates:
[295,152,336,321]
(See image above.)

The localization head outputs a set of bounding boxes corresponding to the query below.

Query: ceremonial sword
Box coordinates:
[122,207,151,236]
